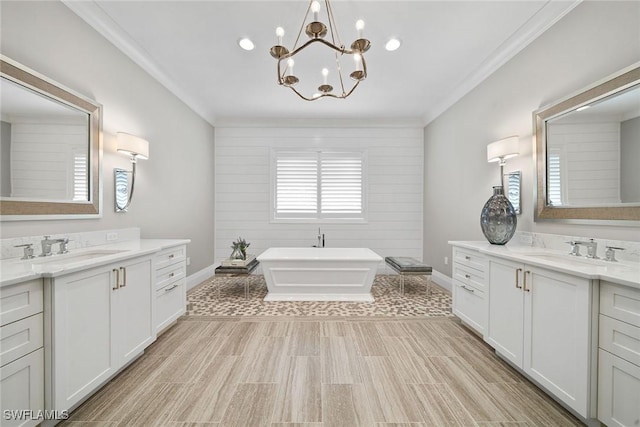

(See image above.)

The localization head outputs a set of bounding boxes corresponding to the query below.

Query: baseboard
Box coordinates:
[186,264,216,291]
[431,269,452,292]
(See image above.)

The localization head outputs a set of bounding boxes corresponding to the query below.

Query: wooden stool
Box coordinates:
[385,257,432,296]
[214,259,259,299]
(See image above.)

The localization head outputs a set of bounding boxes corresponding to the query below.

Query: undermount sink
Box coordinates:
[30,249,128,266]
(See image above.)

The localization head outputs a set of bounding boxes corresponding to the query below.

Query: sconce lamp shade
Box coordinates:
[487,136,519,163]
[117,132,149,160]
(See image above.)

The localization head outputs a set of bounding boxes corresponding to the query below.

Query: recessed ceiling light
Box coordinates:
[238,38,255,51]
[385,38,401,51]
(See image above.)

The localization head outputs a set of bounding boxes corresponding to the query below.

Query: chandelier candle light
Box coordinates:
[270,0,370,100]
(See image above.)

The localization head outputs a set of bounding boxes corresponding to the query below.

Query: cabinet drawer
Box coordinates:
[601,282,640,327]
[155,246,186,270]
[600,314,640,367]
[453,263,485,291]
[155,281,185,333]
[453,279,485,334]
[1,280,43,326]
[453,248,485,273]
[598,349,640,427]
[0,313,43,367]
[156,263,186,290]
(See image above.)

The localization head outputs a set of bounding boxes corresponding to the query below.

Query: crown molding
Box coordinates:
[422,0,582,126]
[62,0,215,126]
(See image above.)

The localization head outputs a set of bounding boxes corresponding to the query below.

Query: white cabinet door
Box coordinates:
[0,348,44,427]
[52,256,154,412]
[523,267,592,417]
[486,258,524,366]
[52,266,114,411]
[598,349,640,427]
[113,257,154,365]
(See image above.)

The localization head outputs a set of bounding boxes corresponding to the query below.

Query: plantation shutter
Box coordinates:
[273,150,365,221]
[547,152,562,206]
[275,152,318,218]
[320,152,363,217]
[72,151,89,201]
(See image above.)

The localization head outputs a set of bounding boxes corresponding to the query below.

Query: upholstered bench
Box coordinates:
[214,258,259,299]
[384,257,432,296]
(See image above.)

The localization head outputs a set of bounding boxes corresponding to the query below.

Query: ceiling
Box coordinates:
[63,0,580,127]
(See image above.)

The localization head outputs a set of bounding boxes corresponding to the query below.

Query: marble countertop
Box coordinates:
[449,241,640,289]
[1,239,190,288]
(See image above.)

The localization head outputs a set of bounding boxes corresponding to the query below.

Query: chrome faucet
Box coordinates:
[314,227,325,248]
[573,239,598,259]
[40,235,69,257]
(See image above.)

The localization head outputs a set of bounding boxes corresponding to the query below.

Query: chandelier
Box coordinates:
[269,0,370,101]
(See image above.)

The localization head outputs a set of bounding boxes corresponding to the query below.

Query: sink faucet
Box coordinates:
[573,239,598,259]
[40,235,69,257]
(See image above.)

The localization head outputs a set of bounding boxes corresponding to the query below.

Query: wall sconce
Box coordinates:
[487,136,519,187]
[114,132,149,212]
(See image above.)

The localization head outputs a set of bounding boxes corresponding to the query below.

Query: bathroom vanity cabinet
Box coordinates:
[598,282,640,427]
[49,255,154,412]
[153,245,187,334]
[486,257,594,418]
[0,279,45,427]
[451,247,486,334]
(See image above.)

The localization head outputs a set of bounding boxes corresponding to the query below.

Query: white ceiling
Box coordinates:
[63,0,580,127]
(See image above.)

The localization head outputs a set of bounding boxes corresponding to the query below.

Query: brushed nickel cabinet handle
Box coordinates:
[165,284,179,293]
[465,274,471,279]
[523,270,531,292]
[169,272,175,278]
[515,268,523,289]
[169,254,175,259]
[465,256,471,260]
[461,285,475,294]
[112,268,120,290]
[120,267,127,287]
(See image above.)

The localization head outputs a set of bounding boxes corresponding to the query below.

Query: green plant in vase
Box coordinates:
[230,237,250,260]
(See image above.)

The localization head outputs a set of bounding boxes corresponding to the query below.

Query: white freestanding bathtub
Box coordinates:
[257,247,383,302]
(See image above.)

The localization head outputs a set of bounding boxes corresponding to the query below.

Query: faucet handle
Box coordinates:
[604,246,625,262]
[58,239,71,254]
[566,241,581,256]
[14,244,35,260]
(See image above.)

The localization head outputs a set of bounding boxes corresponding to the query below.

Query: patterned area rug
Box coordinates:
[186,275,452,317]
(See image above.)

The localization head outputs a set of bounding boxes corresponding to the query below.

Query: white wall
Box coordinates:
[424,1,640,278]
[0,1,216,275]
[215,126,423,271]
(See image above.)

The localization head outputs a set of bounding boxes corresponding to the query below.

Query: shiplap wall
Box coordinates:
[9,118,87,200]
[547,121,620,205]
[215,127,423,272]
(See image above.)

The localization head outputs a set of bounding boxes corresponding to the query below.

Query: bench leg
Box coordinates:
[400,274,405,296]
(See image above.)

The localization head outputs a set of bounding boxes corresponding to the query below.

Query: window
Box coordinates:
[72,151,89,201]
[272,149,366,221]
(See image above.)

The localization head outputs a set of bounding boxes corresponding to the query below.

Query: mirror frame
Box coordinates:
[0,57,102,220]
[534,63,640,223]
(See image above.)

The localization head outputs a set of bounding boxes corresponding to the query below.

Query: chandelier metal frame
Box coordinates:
[269,0,370,101]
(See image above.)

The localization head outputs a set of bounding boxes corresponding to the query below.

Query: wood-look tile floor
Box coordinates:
[63,316,583,427]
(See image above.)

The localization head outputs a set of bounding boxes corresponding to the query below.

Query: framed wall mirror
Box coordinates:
[0,56,102,220]
[534,63,640,222]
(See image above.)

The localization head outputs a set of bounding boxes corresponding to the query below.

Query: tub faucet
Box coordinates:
[315,228,325,248]
[574,239,598,259]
